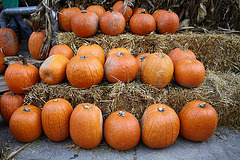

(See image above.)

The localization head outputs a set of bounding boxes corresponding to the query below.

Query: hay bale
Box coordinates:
[24,70,240,129]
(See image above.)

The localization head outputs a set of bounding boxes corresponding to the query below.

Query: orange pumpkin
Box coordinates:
[141,53,174,89]
[169,44,196,66]
[152,9,167,20]
[135,53,150,73]
[42,98,73,142]
[142,104,180,148]
[133,7,149,15]
[9,105,42,142]
[106,48,130,60]
[179,100,218,141]
[0,49,6,74]
[39,55,69,85]
[71,10,99,37]
[0,28,19,56]
[86,5,106,19]
[104,111,140,151]
[104,51,138,83]
[66,55,104,89]
[77,44,105,65]
[5,56,39,94]
[156,10,179,34]
[58,7,81,31]
[28,30,48,60]
[174,59,205,88]
[48,44,73,60]
[0,91,24,123]
[70,103,103,149]
[99,10,126,36]
[112,1,133,23]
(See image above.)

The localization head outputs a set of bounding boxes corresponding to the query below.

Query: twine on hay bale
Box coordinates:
[24,70,240,129]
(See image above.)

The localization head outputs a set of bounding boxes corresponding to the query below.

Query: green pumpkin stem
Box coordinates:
[140,9,146,14]
[118,111,127,117]
[198,103,206,108]
[156,54,164,58]
[109,8,116,13]
[9,92,16,96]
[117,51,125,57]
[80,55,87,59]
[81,10,88,13]
[23,107,30,112]
[182,43,188,52]
[139,56,147,62]
[158,107,165,113]
[53,99,58,102]
[83,104,93,109]
[19,55,28,66]
[167,9,173,13]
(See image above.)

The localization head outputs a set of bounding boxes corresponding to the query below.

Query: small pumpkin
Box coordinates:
[9,105,42,142]
[71,10,99,38]
[86,5,106,19]
[133,7,149,15]
[0,91,24,123]
[5,56,39,94]
[58,7,81,31]
[156,10,179,34]
[141,104,180,148]
[136,53,150,73]
[174,58,205,88]
[141,53,174,89]
[0,28,19,56]
[129,9,156,35]
[112,1,133,23]
[104,51,138,83]
[0,49,6,74]
[104,111,140,151]
[77,44,105,65]
[28,30,48,60]
[168,43,196,66]
[39,55,69,85]
[152,9,166,20]
[42,98,73,142]
[179,100,218,141]
[66,55,104,89]
[106,48,130,60]
[70,103,103,149]
[48,44,73,60]
[99,10,126,36]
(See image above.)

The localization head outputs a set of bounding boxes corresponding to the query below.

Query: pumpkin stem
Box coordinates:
[53,99,58,102]
[22,107,30,112]
[81,10,88,13]
[158,107,165,113]
[167,9,173,13]
[198,103,206,108]
[83,104,93,109]
[19,55,28,66]
[118,111,127,117]
[139,55,147,62]
[182,43,188,52]
[156,54,164,58]
[80,55,87,59]
[116,51,125,57]
[140,9,146,14]
[9,92,16,96]
[109,8,116,13]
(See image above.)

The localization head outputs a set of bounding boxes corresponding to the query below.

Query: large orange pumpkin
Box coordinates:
[48,44,73,60]
[104,51,138,83]
[9,105,42,142]
[0,50,6,74]
[5,56,39,94]
[71,10,99,37]
[28,30,48,60]
[39,55,69,85]
[106,47,130,60]
[141,104,180,148]
[135,53,150,73]
[70,103,103,149]
[99,10,126,36]
[174,59,205,88]
[42,98,73,142]
[112,1,133,23]
[0,28,19,56]
[86,5,106,19]
[104,111,140,151]
[66,55,104,89]
[179,100,218,141]
[77,44,105,65]
[0,91,24,123]
[141,53,174,89]
[58,7,81,31]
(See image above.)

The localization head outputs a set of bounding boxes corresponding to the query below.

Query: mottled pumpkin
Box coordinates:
[106,48,130,60]
[86,5,106,19]
[112,1,133,23]
[48,44,73,60]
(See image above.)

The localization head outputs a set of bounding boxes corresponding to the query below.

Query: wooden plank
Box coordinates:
[0,74,9,93]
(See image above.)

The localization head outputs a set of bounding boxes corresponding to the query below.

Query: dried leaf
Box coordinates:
[197,2,207,22]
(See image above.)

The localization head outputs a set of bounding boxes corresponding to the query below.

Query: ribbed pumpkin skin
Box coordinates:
[39,55,69,85]
[71,10,99,38]
[106,48,130,60]
[104,52,138,83]
[112,1,132,23]
[0,91,24,123]
[179,100,218,141]
[99,10,126,36]
[58,7,80,31]
[104,111,140,151]
[42,98,73,142]
[86,5,106,19]
[152,9,167,20]
[5,60,39,94]
[174,59,205,88]
[156,11,179,34]
[77,44,105,65]
[141,53,174,89]
[129,11,156,35]
[168,47,196,66]
[48,45,73,60]
[66,55,104,89]
[70,103,103,149]
[0,28,19,56]
[133,8,149,15]
[0,50,6,74]
[9,105,42,143]
[141,104,180,148]
[136,53,150,73]
[28,30,47,60]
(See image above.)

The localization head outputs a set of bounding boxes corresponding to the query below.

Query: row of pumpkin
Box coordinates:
[0,95,218,150]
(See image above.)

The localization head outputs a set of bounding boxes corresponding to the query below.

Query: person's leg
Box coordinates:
[8,16,20,38]
[14,15,32,40]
